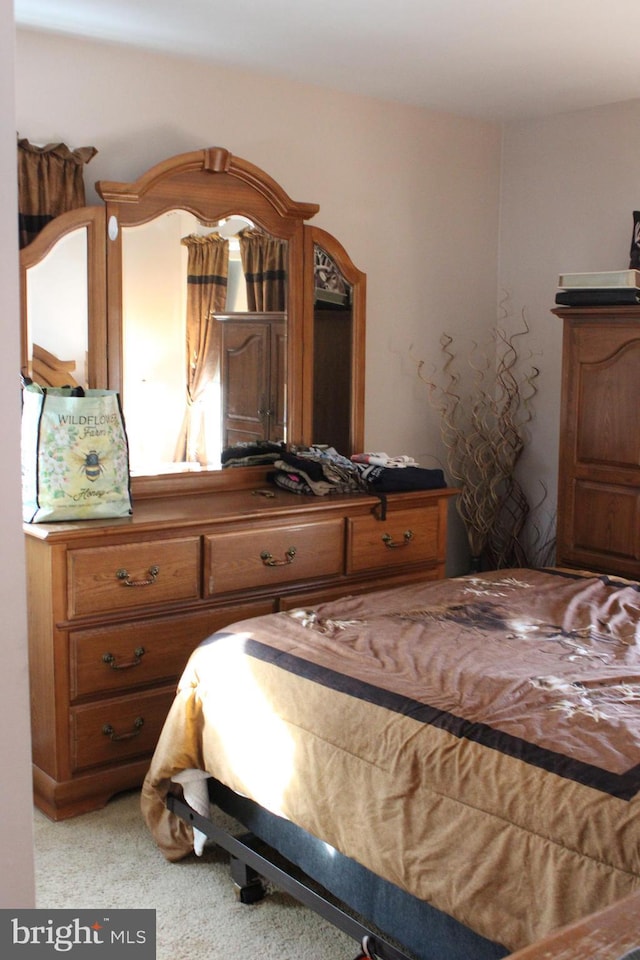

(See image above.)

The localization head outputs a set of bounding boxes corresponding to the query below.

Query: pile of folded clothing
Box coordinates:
[353,452,446,492]
[271,446,367,495]
[351,452,419,468]
[360,463,446,492]
[269,447,446,495]
[221,441,286,468]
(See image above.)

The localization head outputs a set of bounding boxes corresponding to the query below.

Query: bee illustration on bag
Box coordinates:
[74,448,109,482]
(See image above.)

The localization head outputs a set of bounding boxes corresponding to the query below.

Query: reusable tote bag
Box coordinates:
[22,385,133,523]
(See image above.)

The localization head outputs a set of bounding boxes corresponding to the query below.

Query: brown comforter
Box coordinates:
[141,568,640,952]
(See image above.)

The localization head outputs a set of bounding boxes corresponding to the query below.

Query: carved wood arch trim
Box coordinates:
[96,147,320,223]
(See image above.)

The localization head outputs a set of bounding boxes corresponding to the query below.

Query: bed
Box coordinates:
[141,567,640,959]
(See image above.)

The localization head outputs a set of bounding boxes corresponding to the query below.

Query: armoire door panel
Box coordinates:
[555,307,640,578]
[572,481,640,560]
[219,314,285,447]
[221,321,269,441]
[577,339,640,467]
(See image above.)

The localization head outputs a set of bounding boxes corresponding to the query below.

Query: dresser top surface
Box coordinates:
[24,486,458,543]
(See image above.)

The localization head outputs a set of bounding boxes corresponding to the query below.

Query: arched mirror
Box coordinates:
[20,147,366,498]
[304,226,366,456]
[20,206,106,389]
[117,211,289,474]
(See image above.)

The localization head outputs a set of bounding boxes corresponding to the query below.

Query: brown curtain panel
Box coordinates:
[174,233,229,465]
[238,228,287,311]
[17,138,98,248]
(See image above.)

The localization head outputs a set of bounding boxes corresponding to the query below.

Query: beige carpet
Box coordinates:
[33,789,356,959]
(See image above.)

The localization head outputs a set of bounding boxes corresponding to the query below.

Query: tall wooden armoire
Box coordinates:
[554,305,640,578]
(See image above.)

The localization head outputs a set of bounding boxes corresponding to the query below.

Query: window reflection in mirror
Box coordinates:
[25,227,89,389]
[121,210,287,476]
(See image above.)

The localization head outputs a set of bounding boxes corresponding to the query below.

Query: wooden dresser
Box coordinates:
[25,485,456,820]
[554,304,640,578]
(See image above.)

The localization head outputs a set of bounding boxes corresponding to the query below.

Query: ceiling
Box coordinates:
[13,0,640,122]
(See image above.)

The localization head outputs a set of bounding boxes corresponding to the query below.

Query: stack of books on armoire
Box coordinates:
[555,270,640,305]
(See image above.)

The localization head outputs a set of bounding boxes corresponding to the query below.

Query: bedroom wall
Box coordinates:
[499,98,640,553]
[13,27,503,570]
[0,0,35,906]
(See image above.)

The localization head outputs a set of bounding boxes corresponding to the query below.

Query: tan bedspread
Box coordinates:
[141,568,640,952]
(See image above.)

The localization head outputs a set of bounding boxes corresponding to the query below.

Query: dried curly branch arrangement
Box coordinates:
[416,313,549,570]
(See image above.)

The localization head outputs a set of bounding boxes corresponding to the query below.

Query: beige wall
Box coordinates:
[0,0,35,907]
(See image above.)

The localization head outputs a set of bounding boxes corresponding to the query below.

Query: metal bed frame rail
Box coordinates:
[167,792,416,960]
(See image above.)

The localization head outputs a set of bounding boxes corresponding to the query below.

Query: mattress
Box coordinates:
[141,567,640,952]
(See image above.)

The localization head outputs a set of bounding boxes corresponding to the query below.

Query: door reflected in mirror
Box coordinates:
[120,210,287,475]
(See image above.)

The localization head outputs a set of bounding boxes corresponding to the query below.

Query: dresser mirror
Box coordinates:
[117,209,288,474]
[20,205,107,390]
[20,147,366,498]
[307,227,366,459]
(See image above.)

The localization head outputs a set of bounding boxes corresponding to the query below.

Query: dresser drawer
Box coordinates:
[69,599,275,701]
[67,537,201,618]
[347,506,440,574]
[205,518,344,595]
[70,686,175,772]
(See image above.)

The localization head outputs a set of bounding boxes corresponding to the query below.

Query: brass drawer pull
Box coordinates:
[116,565,159,587]
[260,547,297,566]
[382,530,414,549]
[102,717,144,741]
[102,647,145,670]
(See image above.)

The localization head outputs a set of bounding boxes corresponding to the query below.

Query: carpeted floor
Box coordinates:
[33,789,356,959]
